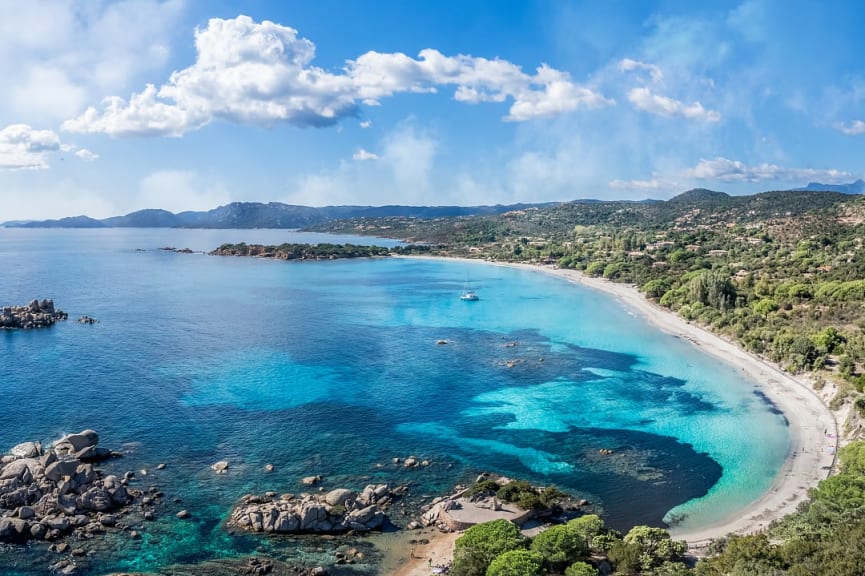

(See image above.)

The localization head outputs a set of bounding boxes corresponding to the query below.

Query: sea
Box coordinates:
[0,228,789,575]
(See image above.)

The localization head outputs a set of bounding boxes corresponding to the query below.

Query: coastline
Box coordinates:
[401,255,838,548]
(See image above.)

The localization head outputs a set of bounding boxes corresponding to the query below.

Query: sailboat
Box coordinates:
[460,290,479,301]
[460,277,479,301]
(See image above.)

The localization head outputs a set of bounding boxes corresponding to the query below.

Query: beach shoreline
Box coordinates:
[396,255,838,549]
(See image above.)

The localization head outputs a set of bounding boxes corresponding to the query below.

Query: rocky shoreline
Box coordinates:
[227,484,407,535]
[1,299,67,329]
[0,430,165,574]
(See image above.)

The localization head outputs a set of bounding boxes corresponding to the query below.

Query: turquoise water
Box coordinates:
[0,229,788,574]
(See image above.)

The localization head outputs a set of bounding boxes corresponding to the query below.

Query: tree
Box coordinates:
[566,514,606,552]
[752,297,779,316]
[607,541,642,575]
[485,549,544,576]
[812,326,845,354]
[619,525,687,572]
[839,440,865,476]
[696,534,784,576]
[451,520,527,576]
[530,524,587,571]
[564,560,598,576]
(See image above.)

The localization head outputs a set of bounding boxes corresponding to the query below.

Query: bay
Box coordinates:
[0,228,788,574]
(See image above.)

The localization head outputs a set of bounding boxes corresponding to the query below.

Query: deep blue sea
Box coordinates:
[0,229,788,575]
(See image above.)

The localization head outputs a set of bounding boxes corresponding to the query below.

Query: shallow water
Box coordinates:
[0,228,788,574]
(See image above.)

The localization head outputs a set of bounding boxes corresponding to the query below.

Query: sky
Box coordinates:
[2,0,865,220]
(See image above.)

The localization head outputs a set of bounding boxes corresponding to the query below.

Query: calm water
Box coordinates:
[0,229,788,574]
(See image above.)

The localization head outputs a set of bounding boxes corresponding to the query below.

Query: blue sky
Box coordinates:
[2,0,865,220]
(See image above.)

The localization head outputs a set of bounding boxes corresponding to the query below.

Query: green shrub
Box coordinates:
[485,549,544,576]
[451,520,526,576]
[530,525,587,571]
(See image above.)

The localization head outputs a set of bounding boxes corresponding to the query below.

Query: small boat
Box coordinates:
[460,290,479,301]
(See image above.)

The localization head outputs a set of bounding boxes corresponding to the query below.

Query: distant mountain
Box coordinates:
[3,201,560,229]
[14,215,106,228]
[791,179,865,194]
[101,209,183,227]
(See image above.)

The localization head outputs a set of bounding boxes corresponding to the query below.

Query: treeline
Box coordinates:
[451,516,689,576]
[210,242,393,260]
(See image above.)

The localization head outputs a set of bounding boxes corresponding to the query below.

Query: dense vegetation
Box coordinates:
[451,516,689,576]
[210,242,391,260]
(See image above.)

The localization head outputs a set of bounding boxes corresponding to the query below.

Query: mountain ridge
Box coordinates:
[5,184,863,229]
[2,201,561,229]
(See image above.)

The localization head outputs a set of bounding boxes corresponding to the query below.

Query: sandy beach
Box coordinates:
[489,259,838,545]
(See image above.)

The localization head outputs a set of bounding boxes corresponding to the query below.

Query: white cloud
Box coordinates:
[0,124,60,169]
[506,65,614,121]
[352,148,380,161]
[63,15,612,137]
[618,58,663,83]
[75,148,99,161]
[0,0,185,125]
[627,87,720,122]
[684,157,850,183]
[836,120,865,135]
[359,120,372,128]
[137,169,231,212]
[0,124,98,170]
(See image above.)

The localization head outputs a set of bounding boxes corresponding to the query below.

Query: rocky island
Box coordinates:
[1,299,67,329]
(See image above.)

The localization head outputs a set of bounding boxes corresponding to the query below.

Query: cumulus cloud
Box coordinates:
[684,157,850,183]
[359,120,372,128]
[352,148,380,161]
[63,15,612,137]
[627,87,720,122]
[74,148,99,161]
[618,58,663,83]
[836,120,865,135]
[0,123,100,170]
[0,124,60,169]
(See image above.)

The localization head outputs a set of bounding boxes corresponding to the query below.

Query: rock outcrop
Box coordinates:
[0,299,68,329]
[228,484,406,534]
[0,429,150,543]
